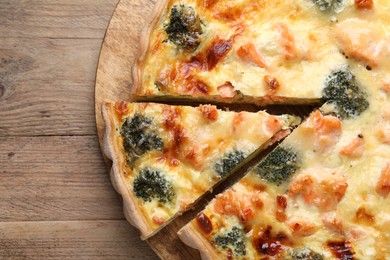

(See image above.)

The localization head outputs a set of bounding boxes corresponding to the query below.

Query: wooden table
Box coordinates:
[0,1,158,258]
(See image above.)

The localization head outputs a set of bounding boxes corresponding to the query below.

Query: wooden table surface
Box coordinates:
[0,1,158,258]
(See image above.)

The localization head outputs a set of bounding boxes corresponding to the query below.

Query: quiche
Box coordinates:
[102,101,297,238]
[132,0,389,105]
[99,0,390,256]
[178,65,390,259]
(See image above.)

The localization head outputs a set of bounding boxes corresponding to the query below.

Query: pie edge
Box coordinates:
[102,100,154,239]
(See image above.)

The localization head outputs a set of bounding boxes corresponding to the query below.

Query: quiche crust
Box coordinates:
[131,0,170,101]
[178,222,220,260]
[102,101,154,238]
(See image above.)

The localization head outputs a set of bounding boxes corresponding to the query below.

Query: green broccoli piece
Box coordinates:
[165,5,202,51]
[311,0,343,12]
[214,226,246,256]
[322,69,369,118]
[255,146,299,186]
[133,168,175,203]
[286,248,324,260]
[121,113,163,165]
[213,150,246,179]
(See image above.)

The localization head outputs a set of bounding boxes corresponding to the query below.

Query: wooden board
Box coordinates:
[0,220,157,259]
[0,0,118,137]
[1,0,157,258]
[94,0,314,259]
[0,136,123,222]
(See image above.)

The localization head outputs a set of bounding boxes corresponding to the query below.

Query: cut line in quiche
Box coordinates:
[102,101,299,239]
[178,63,390,259]
[132,0,389,105]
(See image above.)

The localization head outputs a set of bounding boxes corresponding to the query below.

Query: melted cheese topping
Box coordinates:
[181,64,390,258]
[107,102,292,235]
[174,1,389,258]
[136,0,389,103]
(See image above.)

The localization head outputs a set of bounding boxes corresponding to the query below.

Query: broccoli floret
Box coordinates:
[214,226,246,256]
[285,248,324,260]
[213,150,246,179]
[133,168,175,203]
[165,5,202,51]
[322,69,369,118]
[121,113,163,165]
[311,0,343,12]
[255,146,299,186]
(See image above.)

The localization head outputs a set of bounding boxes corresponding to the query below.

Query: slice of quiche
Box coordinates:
[102,101,298,239]
[178,65,390,259]
[132,0,389,105]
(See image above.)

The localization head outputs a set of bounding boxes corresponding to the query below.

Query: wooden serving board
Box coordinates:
[95,0,313,259]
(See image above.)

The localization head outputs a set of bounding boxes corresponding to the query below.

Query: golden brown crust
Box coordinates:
[102,100,154,239]
[178,222,221,260]
[131,0,170,98]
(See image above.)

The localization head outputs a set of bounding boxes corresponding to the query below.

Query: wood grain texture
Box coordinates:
[0,136,123,221]
[0,0,117,39]
[0,0,160,258]
[0,220,158,259]
[0,37,101,136]
[0,0,117,136]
